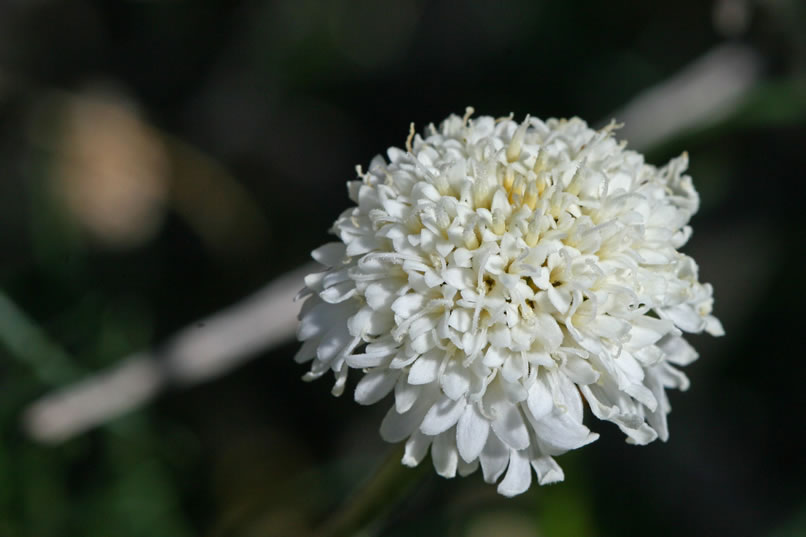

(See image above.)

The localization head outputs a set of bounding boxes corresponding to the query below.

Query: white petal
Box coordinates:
[451,248,473,268]
[302,272,325,294]
[629,315,675,347]
[410,332,434,354]
[391,293,427,319]
[579,384,617,420]
[523,350,554,367]
[348,306,393,337]
[431,430,459,478]
[317,324,355,363]
[382,198,408,219]
[435,239,454,258]
[534,312,563,349]
[526,379,553,421]
[497,449,532,497]
[345,234,378,256]
[501,353,526,383]
[443,267,475,290]
[615,350,645,384]
[363,337,399,356]
[479,434,509,484]
[331,366,348,396]
[532,456,564,485]
[380,386,438,442]
[293,337,318,364]
[644,367,671,442]
[394,378,422,413]
[456,403,490,463]
[354,369,399,405]
[402,430,431,467]
[408,314,439,340]
[623,381,658,411]
[408,350,442,385]
[547,286,571,313]
[302,355,331,380]
[457,457,479,477]
[420,395,466,435]
[563,356,599,385]
[482,345,507,368]
[311,242,346,266]
[623,423,658,445]
[532,407,598,453]
[345,349,393,368]
[297,302,338,340]
[440,360,471,400]
[580,385,657,446]
[365,281,396,310]
[389,350,418,369]
[705,316,724,336]
[661,304,705,333]
[486,324,512,348]
[550,369,585,422]
[657,362,690,391]
[633,344,664,367]
[424,269,443,287]
[322,268,351,289]
[659,335,698,366]
[319,280,356,304]
[491,404,530,451]
[448,308,472,332]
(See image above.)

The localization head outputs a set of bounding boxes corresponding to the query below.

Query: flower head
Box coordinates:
[295,109,723,496]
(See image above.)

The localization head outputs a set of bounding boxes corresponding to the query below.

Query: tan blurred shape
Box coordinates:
[166,136,270,257]
[24,263,313,443]
[713,0,752,37]
[50,89,169,248]
[42,86,270,253]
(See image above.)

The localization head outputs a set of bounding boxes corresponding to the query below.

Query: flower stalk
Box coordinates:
[315,445,427,537]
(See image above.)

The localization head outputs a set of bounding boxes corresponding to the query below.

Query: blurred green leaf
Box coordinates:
[0,291,81,385]
[767,505,806,537]
[733,77,806,127]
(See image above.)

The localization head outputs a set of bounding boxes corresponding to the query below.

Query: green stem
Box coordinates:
[315,445,428,537]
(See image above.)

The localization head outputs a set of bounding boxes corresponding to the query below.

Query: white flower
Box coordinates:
[295,108,723,496]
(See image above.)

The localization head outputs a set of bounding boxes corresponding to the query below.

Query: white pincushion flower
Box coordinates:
[295,108,723,497]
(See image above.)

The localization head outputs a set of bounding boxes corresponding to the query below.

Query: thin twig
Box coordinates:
[23,263,316,443]
[604,43,761,150]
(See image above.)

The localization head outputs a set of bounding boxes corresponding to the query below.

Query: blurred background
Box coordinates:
[0,1,805,536]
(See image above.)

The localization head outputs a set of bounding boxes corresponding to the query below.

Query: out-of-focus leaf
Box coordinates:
[767,505,806,537]
[532,453,596,537]
[730,77,806,127]
[0,291,81,385]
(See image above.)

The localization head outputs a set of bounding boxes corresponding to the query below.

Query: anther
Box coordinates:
[503,166,515,191]
[524,181,538,210]
[506,116,530,163]
[533,147,547,174]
